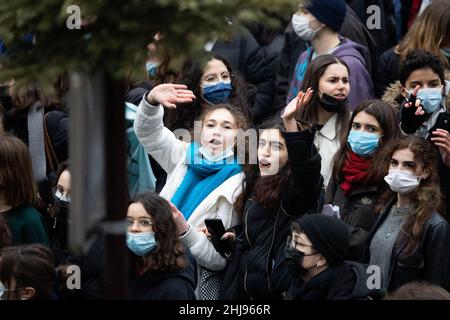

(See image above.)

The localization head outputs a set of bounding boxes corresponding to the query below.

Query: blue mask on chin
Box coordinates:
[202,81,232,104]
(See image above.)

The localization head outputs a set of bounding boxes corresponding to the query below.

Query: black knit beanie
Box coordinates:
[297,214,350,266]
[305,0,347,32]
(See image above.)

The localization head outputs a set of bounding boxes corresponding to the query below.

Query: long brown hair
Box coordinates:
[0,135,37,207]
[379,136,443,254]
[395,0,450,67]
[10,77,66,112]
[234,117,289,214]
[298,54,351,141]
[0,215,12,249]
[130,192,188,272]
[331,100,402,185]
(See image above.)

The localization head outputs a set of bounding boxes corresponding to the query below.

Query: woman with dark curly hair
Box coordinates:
[126,192,196,300]
[367,135,450,292]
[163,53,252,132]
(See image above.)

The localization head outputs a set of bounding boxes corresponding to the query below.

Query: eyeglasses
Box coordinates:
[287,237,318,255]
[126,218,153,228]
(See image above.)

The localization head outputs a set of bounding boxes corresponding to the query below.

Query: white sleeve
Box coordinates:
[180,198,234,271]
[134,95,187,174]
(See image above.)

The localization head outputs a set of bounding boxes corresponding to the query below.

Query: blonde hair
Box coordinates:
[395,0,450,67]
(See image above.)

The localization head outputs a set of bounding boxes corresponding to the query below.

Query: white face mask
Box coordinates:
[198,145,234,163]
[291,14,322,41]
[384,170,421,194]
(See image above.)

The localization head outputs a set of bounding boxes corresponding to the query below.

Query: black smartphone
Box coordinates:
[204,218,226,239]
[405,91,417,106]
[433,112,450,133]
[204,218,233,254]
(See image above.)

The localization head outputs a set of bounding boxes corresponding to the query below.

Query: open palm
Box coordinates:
[146,83,196,109]
[282,88,314,121]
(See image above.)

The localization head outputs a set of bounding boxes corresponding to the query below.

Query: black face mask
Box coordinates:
[284,245,318,277]
[319,93,347,113]
[53,199,70,210]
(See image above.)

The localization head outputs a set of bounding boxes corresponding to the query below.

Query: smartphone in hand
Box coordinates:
[405,91,417,107]
[204,218,226,239]
[204,218,233,254]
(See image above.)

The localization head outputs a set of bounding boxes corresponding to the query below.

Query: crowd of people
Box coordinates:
[1,0,450,300]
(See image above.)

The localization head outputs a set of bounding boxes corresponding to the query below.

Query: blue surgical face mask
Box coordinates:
[146,61,159,77]
[410,87,443,114]
[201,81,232,104]
[126,232,157,256]
[347,130,380,157]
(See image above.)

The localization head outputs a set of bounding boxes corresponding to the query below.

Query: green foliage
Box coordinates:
[0,0,300,88]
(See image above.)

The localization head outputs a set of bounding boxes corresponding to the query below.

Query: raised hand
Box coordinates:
[431,128,450,168]
[146,83,196,109]
[281,88,313,132]
[404,85,425,116]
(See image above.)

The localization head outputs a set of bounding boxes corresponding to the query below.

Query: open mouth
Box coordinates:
[259,158,271,168]
[333,93,346,100]
[209,138,222,145]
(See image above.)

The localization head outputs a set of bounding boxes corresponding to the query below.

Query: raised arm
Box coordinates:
[134,84,195,173]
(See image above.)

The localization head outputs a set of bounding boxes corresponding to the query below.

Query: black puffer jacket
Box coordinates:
[325,180,380,261]
[219,128,322,300]
[364,198,450,292]
[286,261,381,300]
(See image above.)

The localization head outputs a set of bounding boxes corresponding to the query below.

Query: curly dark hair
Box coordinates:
[234,116,289,214]
[376,135,444,254]
[129,192,188,273]
[399,49,446,86]
[163,53,251,131]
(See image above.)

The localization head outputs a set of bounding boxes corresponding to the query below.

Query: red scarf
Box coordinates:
[340,151,372,197]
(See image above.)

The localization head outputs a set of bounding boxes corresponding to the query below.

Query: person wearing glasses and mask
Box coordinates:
[285,214,378,300]
[163,53,251,133]
[126,192,197,300]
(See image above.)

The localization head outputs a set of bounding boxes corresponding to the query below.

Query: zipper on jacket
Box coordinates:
[266,208,280,296]
[243,265,253,299]
[244,204,254,247]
